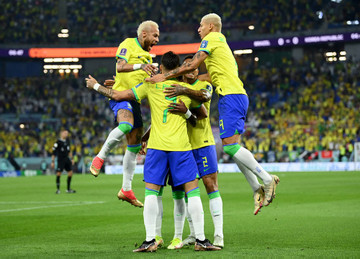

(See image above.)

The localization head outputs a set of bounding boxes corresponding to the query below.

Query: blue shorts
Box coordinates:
[192,145,218,177]
[109,100,143,129]
[218,94,249,139]
[144,149,199,187]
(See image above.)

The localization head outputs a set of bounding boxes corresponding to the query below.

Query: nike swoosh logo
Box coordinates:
[204,168,210,172]
[219,131,226,135]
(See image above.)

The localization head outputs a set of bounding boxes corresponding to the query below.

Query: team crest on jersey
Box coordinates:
[120,48,127,56]
[200,40,208,48]
[206,84,212,92]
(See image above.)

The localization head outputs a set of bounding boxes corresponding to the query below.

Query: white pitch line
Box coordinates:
[0,201,102,204]
[0,201,105,213]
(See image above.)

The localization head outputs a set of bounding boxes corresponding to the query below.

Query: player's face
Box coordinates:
[183,58,198,79]
[143,26,160,51]
[61,130,68,139]
[198,20,211,39]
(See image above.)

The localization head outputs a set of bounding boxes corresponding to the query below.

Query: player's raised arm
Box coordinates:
[146,51,208,83]
[164,84,211,102]
[85,75,135,101]
[117,58,157,76]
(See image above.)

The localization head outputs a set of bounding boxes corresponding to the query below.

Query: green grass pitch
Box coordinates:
[1,171,360,258]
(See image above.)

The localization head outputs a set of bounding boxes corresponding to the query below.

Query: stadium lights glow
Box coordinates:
[254,57,259,62]
[248,25,255,30]
[65,69,71,73]
[325,52,337,57]
[73,69,79,73]
[331,0,342,3]
[340,51,346,56]
[43,69,48,73]
[339,56,346,61]
[233,49,253,55]
[43,64,82,69]
[347,20,359,25]
[316,11,323,19]
[61,29,69,34]
[20,124,25,129]
[58,33,69,38]
[44,58,79,63]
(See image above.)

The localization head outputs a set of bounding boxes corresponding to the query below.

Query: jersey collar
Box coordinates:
[135,38,145,50]
[191,79,199,86]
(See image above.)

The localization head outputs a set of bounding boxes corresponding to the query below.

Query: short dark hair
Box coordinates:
[161,51,180,70]
[183,54,194,62]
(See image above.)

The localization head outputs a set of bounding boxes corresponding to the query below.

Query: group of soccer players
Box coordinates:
[85,13,279,252]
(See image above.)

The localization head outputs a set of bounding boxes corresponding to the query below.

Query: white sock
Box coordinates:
[122,149,136,191]
[185,202,195,237]
[155,196,163,237]
[233,146,272,185]
[97,127,125,159]
[235,160,261,192]
[144,195,158,241]
[187,196,205,241]
[173,198,185,239]
[209,196,223,238]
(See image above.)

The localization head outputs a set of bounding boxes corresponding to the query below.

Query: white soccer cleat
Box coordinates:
[264,175,280,206]
[213,235,224,248]
[182,235,196,246]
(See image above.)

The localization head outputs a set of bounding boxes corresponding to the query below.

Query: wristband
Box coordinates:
[184,109,192,119]
[94,83,100,91]
[133,64,142,70]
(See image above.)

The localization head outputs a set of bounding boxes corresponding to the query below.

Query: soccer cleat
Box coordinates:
[167,238,183,250]
[133,239,158,252]
[213,235,224,248]
[182,235,196,246]
[263,175,280,206]
[90,156,104,177]
[253,185,265,215]
[55,189,60,194]
[155,235,164,247]
[194,239,221,251]
[66,189,76,193]
[117,188,144,208]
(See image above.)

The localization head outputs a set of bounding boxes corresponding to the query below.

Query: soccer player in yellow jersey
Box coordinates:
[163,55,223,249]
[147,13,280,214]
[85,51,220,252]
[90,21,159,208]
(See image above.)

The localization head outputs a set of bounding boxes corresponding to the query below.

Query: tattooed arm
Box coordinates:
[117,59,157,76]
[85,75,135,101]
[164,84,211,102]
[146,51,209,83]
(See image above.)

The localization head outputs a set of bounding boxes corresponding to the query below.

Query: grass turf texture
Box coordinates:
[1,171,359,258]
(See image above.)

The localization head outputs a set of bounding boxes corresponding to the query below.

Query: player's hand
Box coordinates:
[104,76,115,88]
[168,99,188,114]
[164,84,186,98]
[139,141,147,155]
[141,64,158,76]
[145,73,166,83]
[85,75,98,89]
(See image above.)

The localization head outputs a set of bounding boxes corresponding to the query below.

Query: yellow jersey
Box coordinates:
[132,79,200,151]
[113,38,152,91]
[198,32,247,96]
[186,80,215,149]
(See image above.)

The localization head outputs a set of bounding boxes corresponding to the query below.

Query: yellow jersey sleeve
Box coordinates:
[113,38,153,92]
[198,32,247,96]
[186,80,215,149]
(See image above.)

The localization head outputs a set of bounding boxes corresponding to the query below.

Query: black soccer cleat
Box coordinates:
[133,239,158,252]
[194,239,221,251]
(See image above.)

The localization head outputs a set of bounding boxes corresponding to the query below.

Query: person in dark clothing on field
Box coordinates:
[51,129,76,194]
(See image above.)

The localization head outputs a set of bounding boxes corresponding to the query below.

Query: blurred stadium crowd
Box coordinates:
[1,57,359,164]
[1,0,359,44]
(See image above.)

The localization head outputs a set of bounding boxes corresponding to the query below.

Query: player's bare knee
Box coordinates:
[116,109,134,125]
